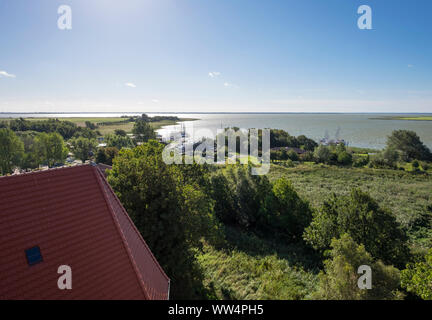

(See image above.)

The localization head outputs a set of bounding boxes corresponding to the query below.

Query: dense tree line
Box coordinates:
[0,128,68,173]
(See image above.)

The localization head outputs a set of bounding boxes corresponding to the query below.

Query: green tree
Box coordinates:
[335,143,346,154]
[314,234,403,300]
[85,121,97,130]
[382,147,399,165]
[105,133,135,149]
[297,135,318,151]
[386,130,432,161]
[304,189,410,268]
[0,128,24,175]
[314,145,332,163]
[18,132,40,170]
[266,178,312,241]
[96,147,119,165]
[114,129,127,137]
[73,127,98,140]
[337,151,353,165]
[401,249,432,300]
[132,120,156,143]
[70,137,97,163]
[34,132,68,168]
[287,150,299,161]
[107,141,219,298]
[210,165,273,230]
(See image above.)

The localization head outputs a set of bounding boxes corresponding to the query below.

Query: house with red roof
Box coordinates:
[0,164,170,300]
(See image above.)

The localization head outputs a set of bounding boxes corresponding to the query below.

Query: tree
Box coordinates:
[114,129,127,137]
[314,145,331,163]
[70,137,97,163]
[314,234,403,300]
[34,132,68,168]
[96,147,119,165]
[105,133,135,149]
[18,132,40,170]
[0,128,24,175]
[386,130,431,161]
[85,121,97,130]
[287,150,299,161]
[401,249,432,300]
[267,178,312,241]
[107,141,219,298]
[304,189,410,268]
[73,127,98,139]
[380,147,400,167]
[297,135,318,151]
[132,120,156,143]
[337,151,352,165]
[209,165,273,230]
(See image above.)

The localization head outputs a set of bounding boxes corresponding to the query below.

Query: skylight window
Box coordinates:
[25,246,43,266]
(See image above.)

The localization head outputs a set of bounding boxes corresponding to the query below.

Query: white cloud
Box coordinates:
[0,70,16,78]
[152,99,159,103]
[224,82,239,88]
[125,82,136,88]
[208,72,221,78]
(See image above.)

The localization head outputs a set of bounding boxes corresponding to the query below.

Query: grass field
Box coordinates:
[5,117,195,135]
[197,162,432,299]
[268,163,432,244]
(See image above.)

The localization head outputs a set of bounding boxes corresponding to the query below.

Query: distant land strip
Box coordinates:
[369,116,432,121]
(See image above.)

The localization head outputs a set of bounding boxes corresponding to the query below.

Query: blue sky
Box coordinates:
[0,0,431,113]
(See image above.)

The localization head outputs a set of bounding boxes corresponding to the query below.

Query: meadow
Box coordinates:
[4,117,192,135]
[196,162,432,299]
[268,163,432,246]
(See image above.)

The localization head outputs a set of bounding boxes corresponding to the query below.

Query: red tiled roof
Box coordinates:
[0,164,169,300]
[96,163,112,176]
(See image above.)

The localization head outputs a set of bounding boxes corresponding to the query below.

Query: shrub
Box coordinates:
[337,151,353,165]
[303,188,410,268]
[401,249,432,300]
[300,151,314,162]
[386,130,432,161]
[353,155,369,167]
[314,145,331,163]
[287,150,299,161]
[314,234,403,300]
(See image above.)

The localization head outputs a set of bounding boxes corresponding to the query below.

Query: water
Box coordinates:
[156,113,432,150]
[1,112,431,150]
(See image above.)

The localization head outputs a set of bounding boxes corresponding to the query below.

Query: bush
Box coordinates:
[352,155,369,167]
[300,151,314,162]
[337,151,353,165]
[401,249,432,300]
[105,133,135,149]
[287,150,299,161]
[421,161,430,171]
[314,234,403,300]
[265,179,313,241]
[304,188,410,268]
[314,145,331,163]
[114,129,127,137]
[386,130,432,161]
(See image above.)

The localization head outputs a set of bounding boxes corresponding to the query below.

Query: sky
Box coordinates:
[0,0,431,113]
